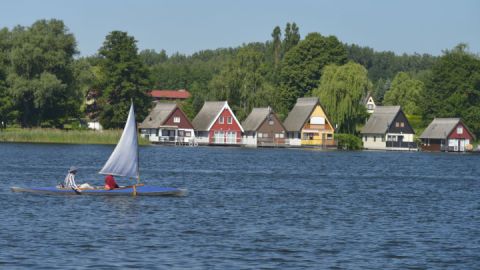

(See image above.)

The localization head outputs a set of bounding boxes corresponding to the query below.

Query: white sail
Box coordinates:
[99,103,139,179]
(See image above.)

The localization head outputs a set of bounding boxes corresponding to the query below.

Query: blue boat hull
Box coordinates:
[11,186,187,196]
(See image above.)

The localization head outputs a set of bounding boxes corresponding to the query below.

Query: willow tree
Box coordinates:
[313,62,371,134]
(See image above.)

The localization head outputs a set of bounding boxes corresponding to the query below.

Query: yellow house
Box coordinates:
[283,97,335,147]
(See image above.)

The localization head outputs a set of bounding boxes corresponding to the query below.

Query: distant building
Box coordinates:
[361,106,416,151]
[363,92,376,114]
[242,107,286,147]
[419,118,475,152]
[283,97,335,147]
[192,101,243,145]
[149,89,191,101]
[139,103,194,144]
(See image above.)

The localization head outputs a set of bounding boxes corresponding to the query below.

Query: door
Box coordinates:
[214,131,224,144]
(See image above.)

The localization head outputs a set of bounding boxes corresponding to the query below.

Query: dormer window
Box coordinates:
[227,117,232,124]
[173,116,180,123]
[457,126,463,134]
[219,116,224,124]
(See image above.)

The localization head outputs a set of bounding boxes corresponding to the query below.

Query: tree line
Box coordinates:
[0,19,479,137]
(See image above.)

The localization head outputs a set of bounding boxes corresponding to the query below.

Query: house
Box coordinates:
[419,118,475,152]
[363,92,376,114]
[361,106,416,151]
[242,107,287,147]
[139,102,195,144]
[283,97,335,147]
[192,101,243,145]
[149,89,191,101]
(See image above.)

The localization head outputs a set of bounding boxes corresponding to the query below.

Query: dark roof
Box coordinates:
[361,106,401,134]
[139,103,177,129]
[192,101,227,131]
[149,89,191,99]
[420,118,466,139]
[242,107,271,131]
[283,97,319,132]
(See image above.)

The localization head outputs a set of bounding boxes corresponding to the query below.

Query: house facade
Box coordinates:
[420,118,475,152]
[283,97,335,147]
[139,103,195,144]
[242,107,286,147]
[192,101,243,145]
[361,106,416,151]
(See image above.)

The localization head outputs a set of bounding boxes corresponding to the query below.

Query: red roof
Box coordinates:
[149,89,191,99]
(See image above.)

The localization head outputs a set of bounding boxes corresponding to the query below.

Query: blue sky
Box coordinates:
[1,0,479,56]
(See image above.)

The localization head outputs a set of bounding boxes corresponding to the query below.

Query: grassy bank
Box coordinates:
[0,128,150,145]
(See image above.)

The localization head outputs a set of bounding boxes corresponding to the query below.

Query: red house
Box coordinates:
[192,101,244,145]
[139,103,195,144]
[420,118,475,152]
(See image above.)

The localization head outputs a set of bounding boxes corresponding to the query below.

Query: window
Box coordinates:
[219,116,224,124]
[178,130,184,137]
[227,117,232,124]
[395,122,400,127]
[269,120,274,126]
[327,134,333,140]
[263,133,269,138]
[457,127,463,134]
[185,131,191,137]
[162,130,169,136]
[373,136,376,142]
[367,104,373,110]
[258,133,263,138]
[400,122,404,128]
[173,116,180,123]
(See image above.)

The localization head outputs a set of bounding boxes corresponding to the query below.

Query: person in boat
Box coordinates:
[64,166,79,189]
[63,166,94,190]
[105,174,119,190]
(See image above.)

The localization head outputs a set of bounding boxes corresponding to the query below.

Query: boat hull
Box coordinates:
[11,186,187,196]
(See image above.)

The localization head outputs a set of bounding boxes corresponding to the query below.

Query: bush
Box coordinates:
[336,133,363,150]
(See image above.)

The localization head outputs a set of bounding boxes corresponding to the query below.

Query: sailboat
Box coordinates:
[11,102,186,196]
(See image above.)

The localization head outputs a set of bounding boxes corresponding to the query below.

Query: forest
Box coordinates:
[0,19,479,137]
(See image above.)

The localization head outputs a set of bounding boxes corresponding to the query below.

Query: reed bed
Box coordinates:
[0,128,150,145]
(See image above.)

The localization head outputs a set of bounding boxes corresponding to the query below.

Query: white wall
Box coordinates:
[362,134,386,150]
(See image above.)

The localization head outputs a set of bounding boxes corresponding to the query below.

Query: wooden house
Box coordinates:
[192,101,243,145]
[419,118,475,152]
[139,103,195,144]
[283,97,335,147]
[361,106,416,151]
[242,107,286,147]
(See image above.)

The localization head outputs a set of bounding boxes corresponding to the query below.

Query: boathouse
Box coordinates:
[283,97,335,147]
[361,106,416,151]
[139,102,195,144]
[242,107,286,147]
[192,101,244,145]
[419,118,475,152]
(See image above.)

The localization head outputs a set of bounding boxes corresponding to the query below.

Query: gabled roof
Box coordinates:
[283,97,320,132]
[242,107,272,132]
[192,101,244,132]
[420,118,473,139]
[149,89,191,99]
[139,103,177,129]
[362,92,374,105]
[361,106,401,134]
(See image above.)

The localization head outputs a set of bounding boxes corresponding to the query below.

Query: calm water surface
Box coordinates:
[0,143,479,269]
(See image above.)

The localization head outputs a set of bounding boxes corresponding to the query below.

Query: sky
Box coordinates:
[1,0,479,57]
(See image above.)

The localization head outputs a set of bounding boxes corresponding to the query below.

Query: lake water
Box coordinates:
[0,143,479,269]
